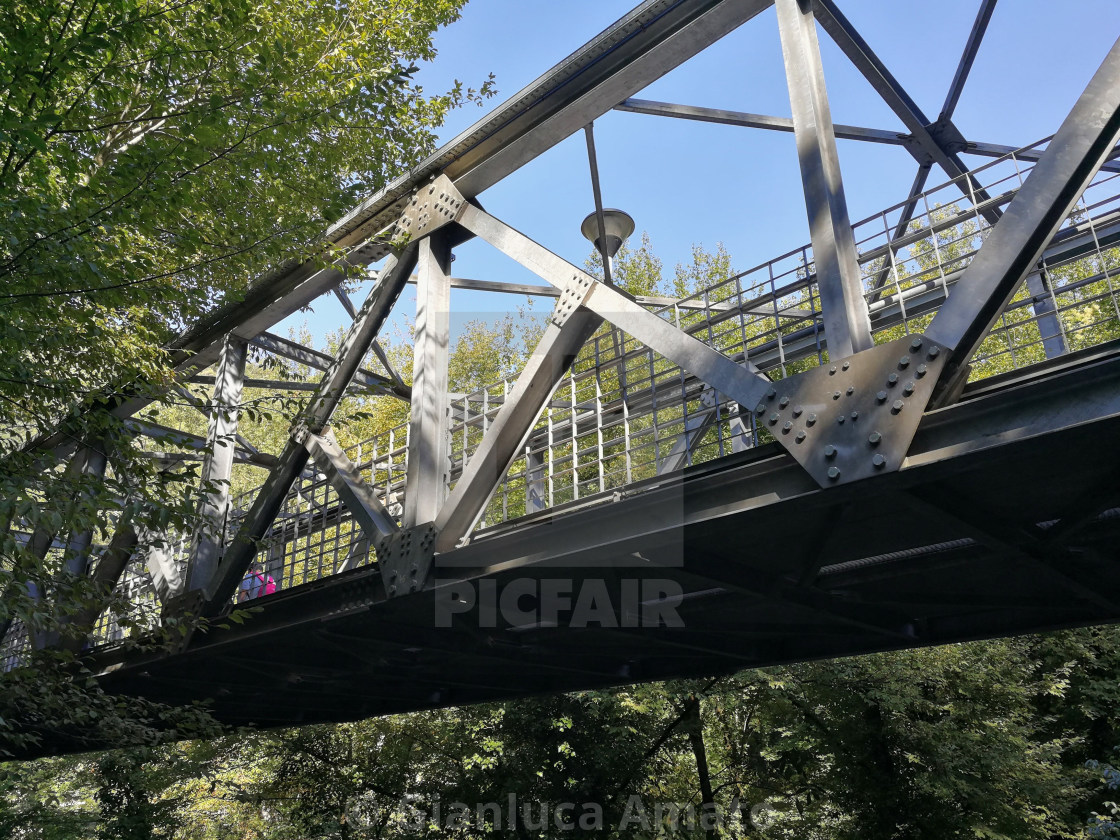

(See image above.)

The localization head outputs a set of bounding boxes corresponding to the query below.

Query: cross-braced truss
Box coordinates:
[5,0,1120,755]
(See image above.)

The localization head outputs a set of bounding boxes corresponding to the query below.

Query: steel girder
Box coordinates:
[7,0,1120,733]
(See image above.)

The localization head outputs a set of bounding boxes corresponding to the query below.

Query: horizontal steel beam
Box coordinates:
[250,332,407,399]
[615,98,1120,173]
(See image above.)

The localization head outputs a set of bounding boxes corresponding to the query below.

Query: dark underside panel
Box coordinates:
[59,348,1119,751]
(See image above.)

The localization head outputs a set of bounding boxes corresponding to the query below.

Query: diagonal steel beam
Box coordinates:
[869,0,996,302]
[303,431,399,543]
[433,306,604,553]
[456,203,774,410]
[197,246,418,617]
[938,0,997,123]
[926,36,1120,404]
[58,519,139,653]
[810,0,1001,225]
[333,288,406,390]
[776,0,872,358]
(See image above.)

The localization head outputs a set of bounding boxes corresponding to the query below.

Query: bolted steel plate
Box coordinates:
[755,334,948,487]
[392,174,466,244]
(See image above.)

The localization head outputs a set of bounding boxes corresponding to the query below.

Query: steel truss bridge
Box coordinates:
[5,0,1120,753]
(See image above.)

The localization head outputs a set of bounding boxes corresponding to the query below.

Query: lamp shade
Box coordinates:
[580,209,635,259]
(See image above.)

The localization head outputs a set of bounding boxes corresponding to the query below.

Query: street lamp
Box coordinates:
[580,209,635,263]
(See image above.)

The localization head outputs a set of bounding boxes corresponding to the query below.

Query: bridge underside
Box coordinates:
[92,347,1120,732]
[8,0,1120,760]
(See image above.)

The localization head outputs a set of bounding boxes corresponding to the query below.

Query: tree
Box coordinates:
[0,0,493,755]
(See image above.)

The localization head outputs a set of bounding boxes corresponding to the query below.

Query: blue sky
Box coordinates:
[282,0,1120,348]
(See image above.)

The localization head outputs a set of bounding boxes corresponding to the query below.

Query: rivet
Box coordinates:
[807,413,817,426]
[825,445,837,458]
[916,364,928,378]
[842,361,850,371]
[767,387,777,399]
[837,415,846,425]
[795,430,806,443]
[877,390,888,403]
[755,403,766,416]
[792,406,803,417]
[829,366,837,375]
[846,386,854,396]
[868,431,882,446]
[892,400,904,414]
[850,410,859,421]
[903,381,915,396]
[910,337,923,352]
[899,355,911,369]
[782,421,793,433]
[827,466,842,481]
[833,391,841,400]
[872,453,887,469]
[779,396,790,408]
[888,373,899,386]
[928,345,941,359]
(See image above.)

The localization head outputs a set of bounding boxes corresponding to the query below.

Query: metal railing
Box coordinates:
[8,137,1120,657]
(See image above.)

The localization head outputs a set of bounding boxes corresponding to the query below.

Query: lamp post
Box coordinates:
[581,208,635,396]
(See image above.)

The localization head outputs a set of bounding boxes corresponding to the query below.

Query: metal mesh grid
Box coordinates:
[13,137,1118,658]
[214,138,1120,573]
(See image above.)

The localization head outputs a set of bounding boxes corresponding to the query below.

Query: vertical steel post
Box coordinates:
[60,445,108,578]
[403,232,452,528]
[777,0,873,359]
[200,247,418,615]
[187,333,248,591]
[526,449,546,513]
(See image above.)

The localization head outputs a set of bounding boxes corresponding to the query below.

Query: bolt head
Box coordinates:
[899,355,911,368]
[755,403,766,415]
[928,345,941,358]
[833,391,841,400]
[868,431,882,446]
[850,411,859,420]
[829,366,837,375]
[846,386,854,395]
[916,364,928,378]
[792,406,803,417]
[903,382,915,396]
[807,413,817,426]
[825,444,837,458]
[837,415,845,425]
[779,396,790,408]
[888,373,899,385]
[892,399,905,413]
[877,390,888,403]
[910,337,923,352]
[769,412,779,424]
[827,466,842,481]
[872,453,887,469]
[783,421,793,432]
[795,430,806,442]
[842,361,850,371]
[767,387,776,398]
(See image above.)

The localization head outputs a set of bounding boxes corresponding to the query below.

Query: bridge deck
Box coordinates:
[93,346,1120,730]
